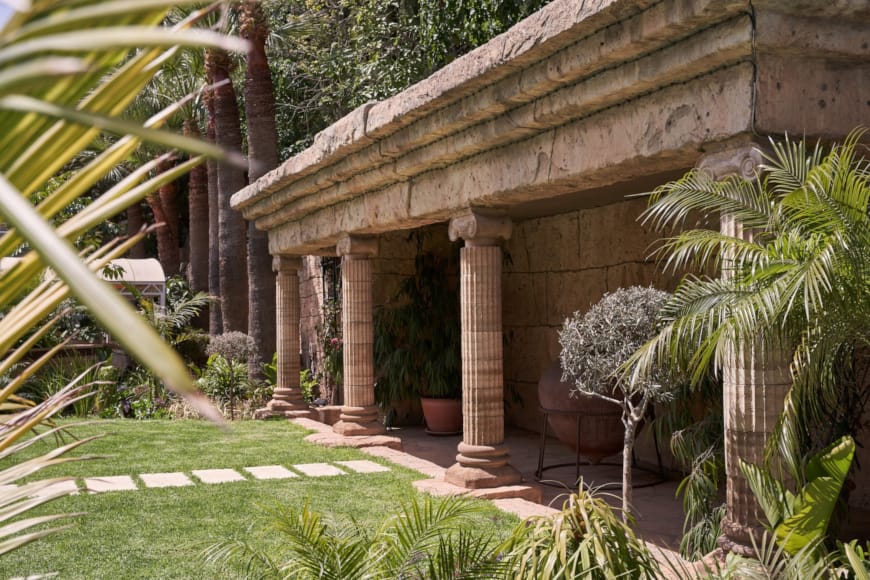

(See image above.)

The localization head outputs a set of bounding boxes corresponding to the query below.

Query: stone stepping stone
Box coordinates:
[30,480,79,498]
[140,472,195,488]
[335,460,390,474]
[292,463,346,477]
[244,465,298,480]
[84,475,138,493]
[192,468,246,484]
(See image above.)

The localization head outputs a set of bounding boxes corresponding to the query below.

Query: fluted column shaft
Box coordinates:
[461,245,505,448]
[445,210,521,489]
[701,146,792,556]
[721,338,790,554]
[262,256,311,418]
[333,235,383,436]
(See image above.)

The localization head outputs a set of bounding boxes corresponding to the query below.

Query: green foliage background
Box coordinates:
[266,0,553,159]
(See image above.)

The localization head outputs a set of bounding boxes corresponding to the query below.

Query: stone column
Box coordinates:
[444,210,521,489]
[699,146,792,556]
[333,235,383,436]
[258,256,312,418]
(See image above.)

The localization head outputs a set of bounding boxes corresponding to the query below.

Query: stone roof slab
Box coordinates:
[233,0,870,256]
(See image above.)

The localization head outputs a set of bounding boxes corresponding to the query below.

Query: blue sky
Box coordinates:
[0,3,14,27]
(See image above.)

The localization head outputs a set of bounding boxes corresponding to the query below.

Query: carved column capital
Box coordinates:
[272,255,302,273]
[448,210,512,246]
[697,145,764,181]
[336,234,378,258]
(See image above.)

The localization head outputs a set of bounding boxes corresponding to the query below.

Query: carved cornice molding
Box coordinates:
[336,234,378,258]
[696,145,764,181]
[448,210,512,247]
[272,255,302,273]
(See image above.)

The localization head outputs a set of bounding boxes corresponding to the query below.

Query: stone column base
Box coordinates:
[444,463,522,489]
[333,405,384,436]
[444,442,522,489]
[718,516,765,557]
[253,402,314,420]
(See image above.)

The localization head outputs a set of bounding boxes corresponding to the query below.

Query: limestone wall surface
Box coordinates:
[501,197,679,432]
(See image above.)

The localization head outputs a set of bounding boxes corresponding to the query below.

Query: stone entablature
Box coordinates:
[231,0,868,257]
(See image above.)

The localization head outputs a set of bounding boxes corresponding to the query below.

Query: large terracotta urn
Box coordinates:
[421,397,462,435]
[537,361,623,464]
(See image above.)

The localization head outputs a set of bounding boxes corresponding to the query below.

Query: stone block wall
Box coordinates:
[502,197,678,433]
[298,225,456,408]
[299,256,326,372]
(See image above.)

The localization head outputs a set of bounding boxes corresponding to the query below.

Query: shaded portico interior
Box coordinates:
[233,0,870,553]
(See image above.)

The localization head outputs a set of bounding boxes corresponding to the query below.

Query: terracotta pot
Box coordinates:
[537,361,623,464]
[421,397,462,435]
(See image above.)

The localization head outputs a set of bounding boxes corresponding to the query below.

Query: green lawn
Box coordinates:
[0,418,518,578]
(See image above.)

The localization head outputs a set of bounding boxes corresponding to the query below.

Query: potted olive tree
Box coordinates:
[559,286,673,520]
[374,241,462,434]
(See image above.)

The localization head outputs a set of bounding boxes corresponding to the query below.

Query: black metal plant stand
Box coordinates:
[535,405,665,490]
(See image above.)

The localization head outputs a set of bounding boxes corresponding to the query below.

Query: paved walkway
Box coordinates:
[294,417,686,551]
[12,459,392,498]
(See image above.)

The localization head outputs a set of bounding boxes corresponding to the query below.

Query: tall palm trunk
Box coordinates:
[206,49,249,332]
[146,156,181,276]
[242,1,278,379]
[205,89,223,334]
[185,118,210,329]
[126,202,146,258]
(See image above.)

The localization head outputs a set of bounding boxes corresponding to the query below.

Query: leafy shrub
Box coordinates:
[114,365,170,419]
[559,286,671,396]
[300,368,319,403]
[207,331,255,363]
[204,495,509,578]
[20,354,117,417]
[261,352,277,387]
[502,484,661,579]
[559,286,673,519]
[315,300,342,403]
[197,354,253,420]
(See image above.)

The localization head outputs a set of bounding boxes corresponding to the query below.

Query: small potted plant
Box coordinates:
[558,286,673,520]
[374,237,462,434]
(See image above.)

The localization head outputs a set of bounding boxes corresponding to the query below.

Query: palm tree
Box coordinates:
[126,201,147,258]
[0,0,244,553]
[205,47,249,333]
[241,0,278,379]
[205,87,223,334]
[185,117,209,306]
[146,154,182,276]
[630,130,870,471]
[141,42,214,322]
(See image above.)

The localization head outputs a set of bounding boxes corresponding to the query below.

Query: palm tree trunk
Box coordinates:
[205,90,223,334]
[207,49,250,333]
[185,118,209,329]
[126,202,146,259]
[146,156,180,276]
[242,1,278,380]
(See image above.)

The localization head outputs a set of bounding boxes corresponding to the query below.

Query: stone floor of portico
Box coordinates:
[293,417,685,551]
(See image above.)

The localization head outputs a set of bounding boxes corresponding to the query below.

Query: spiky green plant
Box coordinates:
[629,130,870,478]
[0,0,245,557]
[740,435,855,556]
[501,484,662,580]
[203,495,510,579]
